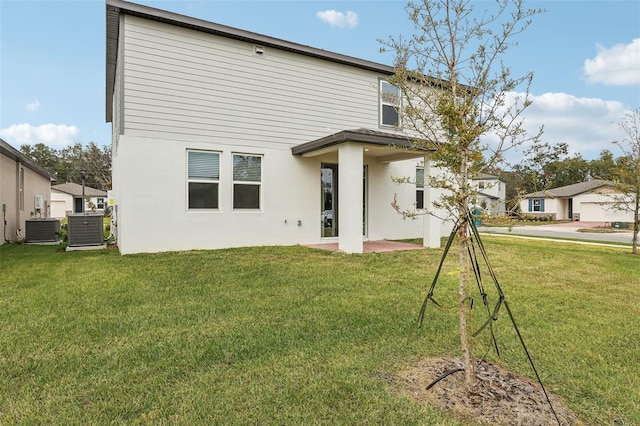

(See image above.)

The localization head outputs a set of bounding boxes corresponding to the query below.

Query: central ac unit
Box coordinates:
[67,214,104,246]
[25,218,60,243]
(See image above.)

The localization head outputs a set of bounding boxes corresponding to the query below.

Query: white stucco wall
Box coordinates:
[110,12,451,254]
[113,135,443,254]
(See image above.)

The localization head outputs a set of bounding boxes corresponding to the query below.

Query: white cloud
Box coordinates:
[25,98,40,112]
[316,10,358,28]
[583,38,640,86]
[485,92,628,163]
[0,123,81,149]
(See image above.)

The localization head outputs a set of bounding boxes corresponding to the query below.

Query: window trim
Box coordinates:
[529,198,545,212]
[416,167,424,210]
[232,153,263,211]
[187,149,221,211]
[379,79,401,127]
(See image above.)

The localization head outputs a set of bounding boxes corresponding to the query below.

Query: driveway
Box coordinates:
[478,221,634,245]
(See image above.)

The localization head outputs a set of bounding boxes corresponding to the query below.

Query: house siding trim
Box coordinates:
[106,0,395,122]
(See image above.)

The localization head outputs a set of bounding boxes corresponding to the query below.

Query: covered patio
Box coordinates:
[292,128,441,254]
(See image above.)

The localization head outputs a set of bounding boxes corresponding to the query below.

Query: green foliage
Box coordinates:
[0,241,638,424]
[19,142,111,190]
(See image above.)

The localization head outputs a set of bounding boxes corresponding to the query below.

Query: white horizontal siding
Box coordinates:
[122,15,385,149]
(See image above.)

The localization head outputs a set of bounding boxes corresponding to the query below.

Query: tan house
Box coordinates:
[520,179,634,222]
[51,183,108,218]
[0,138,53,244]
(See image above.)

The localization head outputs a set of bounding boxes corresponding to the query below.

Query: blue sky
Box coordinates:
[1,0,639,163]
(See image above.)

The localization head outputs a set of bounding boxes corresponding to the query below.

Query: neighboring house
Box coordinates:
[471,174,506,216]
[105,0,449,255]
[0,138,53,244]
[520,179,634,222]
[51,182,108,218]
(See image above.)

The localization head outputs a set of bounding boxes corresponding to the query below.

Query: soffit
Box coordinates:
[291,128,435,163]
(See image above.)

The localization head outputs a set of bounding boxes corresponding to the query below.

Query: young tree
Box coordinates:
[610,108,640,254]
[381,0,543,383]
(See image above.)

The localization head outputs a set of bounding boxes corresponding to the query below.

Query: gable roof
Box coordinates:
[52,182,108,197]
[105,0,396,122]
[0,138,54,180]
[522,179,613,199]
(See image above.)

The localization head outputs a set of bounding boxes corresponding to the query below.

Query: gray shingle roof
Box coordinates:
[52,182,107,197]
[522,179,613,199]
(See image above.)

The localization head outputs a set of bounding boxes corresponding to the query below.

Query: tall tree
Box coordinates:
[20,142,112,190]
[382,0,543,382]
[589,150,616,181]
[610,108,640,254]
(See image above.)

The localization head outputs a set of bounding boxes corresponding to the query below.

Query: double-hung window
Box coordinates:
[187,150,220,209]
[380,80,401,127]
[529,198,544,212]
[416,167,425,209]
[97,198,105,209]
[233,154,262,209]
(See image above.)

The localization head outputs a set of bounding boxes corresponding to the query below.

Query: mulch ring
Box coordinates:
[388,356,584,426]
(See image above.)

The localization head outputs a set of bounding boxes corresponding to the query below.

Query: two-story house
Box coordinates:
[106,0,448,254]
[471,174,506,216]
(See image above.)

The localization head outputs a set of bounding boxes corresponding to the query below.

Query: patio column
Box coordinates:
[338,143,363,253]
[422,155,441,248]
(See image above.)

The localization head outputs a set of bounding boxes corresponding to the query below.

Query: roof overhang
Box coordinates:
[291,129,435,163]
[0,138,54,180]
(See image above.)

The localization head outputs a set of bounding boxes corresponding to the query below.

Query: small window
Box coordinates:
[187,150,220,209]
[529,198,545,212]
[478,181,485,189]
[416,167,424,209]
[233,154,262,209]
[97,198,105,209]
[380,80,400,127]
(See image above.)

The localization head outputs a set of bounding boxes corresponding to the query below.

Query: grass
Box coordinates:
[0,239,638,425]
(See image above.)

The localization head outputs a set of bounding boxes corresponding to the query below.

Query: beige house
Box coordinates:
[51,183,108,218]
[0,138,53,244]
[520,179,634,222]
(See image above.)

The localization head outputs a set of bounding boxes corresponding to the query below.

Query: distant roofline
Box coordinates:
[522,179,614,199]
[105,0,396,122]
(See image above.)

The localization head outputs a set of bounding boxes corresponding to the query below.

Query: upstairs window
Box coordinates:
[233,154,262,209]
[187,150,220,209]
[380,80,400,127]
[97,198,105,209]
[416,167,424,209]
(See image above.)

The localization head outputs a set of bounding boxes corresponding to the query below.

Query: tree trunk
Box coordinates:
[458,217,474,383]
[458,157,474,383]
[633,195,639,255]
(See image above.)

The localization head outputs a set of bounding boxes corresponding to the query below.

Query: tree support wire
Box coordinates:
[418,213,561,425]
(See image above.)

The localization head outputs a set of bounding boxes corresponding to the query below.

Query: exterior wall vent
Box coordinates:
[254,45,265,55]
[25,218,61,243]
[67,214,104,246]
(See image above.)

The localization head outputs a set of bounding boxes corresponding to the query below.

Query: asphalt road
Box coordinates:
[478,224,635,245]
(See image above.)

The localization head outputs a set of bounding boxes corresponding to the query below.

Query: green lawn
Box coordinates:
[0,239,638,425]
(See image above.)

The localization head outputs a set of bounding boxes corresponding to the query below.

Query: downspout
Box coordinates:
[2,203,8,243]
